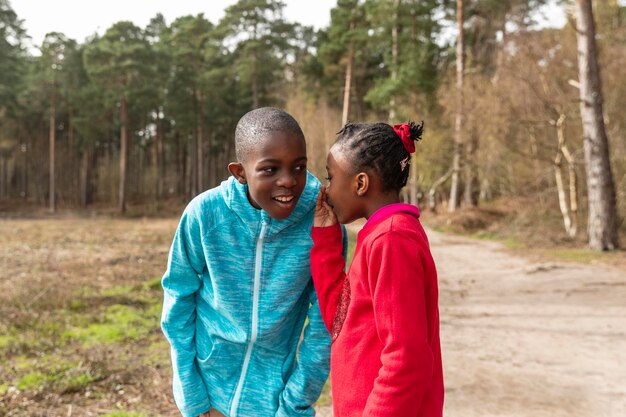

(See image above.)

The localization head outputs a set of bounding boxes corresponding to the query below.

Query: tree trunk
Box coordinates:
[448,0,464,212]
[80,148,90,208]
[429,168,453,212]
[197,92,204,193]
[463,120,478,207]
[118,96,128,214]
[67,104,78,205]
[389,0,400,121]
[252,74,259,109]
[20,138,27,200]
[49,100,56,212]
[138,141,144,197]
[156,109,164,199]
[22,140,28,199]
[575,0,619,250]
[208,132,215,188]
[0,156,5,198]
[409,153,419,206]
[252,25,260,108]
[342,34,355,126]
[554,154,573,237]
[553,114,579,238]
[175,133,182,196]
[566,152,579,236]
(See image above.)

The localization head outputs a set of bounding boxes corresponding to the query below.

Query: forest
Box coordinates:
[0,0,624,250]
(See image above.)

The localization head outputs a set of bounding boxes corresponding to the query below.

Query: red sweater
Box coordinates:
[311,204,443,417]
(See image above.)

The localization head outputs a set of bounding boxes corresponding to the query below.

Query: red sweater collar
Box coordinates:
[363,203,421,230]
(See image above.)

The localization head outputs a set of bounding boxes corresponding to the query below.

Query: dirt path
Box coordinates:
[429,228,626,417]
[345,222,626,417]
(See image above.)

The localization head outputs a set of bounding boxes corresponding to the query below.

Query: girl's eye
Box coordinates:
[325,177,332,182]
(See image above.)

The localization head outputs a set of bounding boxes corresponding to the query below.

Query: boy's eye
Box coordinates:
[260,167,276,174]
[294,164,306,172]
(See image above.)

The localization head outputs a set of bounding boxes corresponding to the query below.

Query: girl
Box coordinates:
[311,121,443,417]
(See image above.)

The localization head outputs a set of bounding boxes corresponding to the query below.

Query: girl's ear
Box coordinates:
[228,162,247,184]
[355,172,369,196]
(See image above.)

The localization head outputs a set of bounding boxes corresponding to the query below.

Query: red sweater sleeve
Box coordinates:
[310,224,346,333]
[363,231,435,417]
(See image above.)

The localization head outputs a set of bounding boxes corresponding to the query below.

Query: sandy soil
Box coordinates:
[427,228,626,417]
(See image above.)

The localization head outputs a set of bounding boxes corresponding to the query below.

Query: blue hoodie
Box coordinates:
[161,172,334,417]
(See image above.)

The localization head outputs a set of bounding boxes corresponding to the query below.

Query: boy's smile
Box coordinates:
[230,130,308,220]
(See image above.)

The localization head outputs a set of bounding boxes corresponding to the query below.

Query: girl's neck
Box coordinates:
[364,192,401,219]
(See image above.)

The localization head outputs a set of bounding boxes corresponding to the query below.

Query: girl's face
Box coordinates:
[237,130,308,220]
[325,146,365,224]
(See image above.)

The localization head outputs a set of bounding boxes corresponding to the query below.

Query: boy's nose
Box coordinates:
[277,172,297,188]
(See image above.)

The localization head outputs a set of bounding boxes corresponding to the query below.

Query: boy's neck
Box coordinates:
[364,192,401,219]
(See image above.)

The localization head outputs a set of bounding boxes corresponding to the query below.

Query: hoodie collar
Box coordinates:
[223,171,320,238]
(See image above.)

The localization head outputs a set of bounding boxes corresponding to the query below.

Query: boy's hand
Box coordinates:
[314,186,337,227]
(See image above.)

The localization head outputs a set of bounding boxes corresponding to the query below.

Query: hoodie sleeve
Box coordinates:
[161,203,211,417]
[276,225,347,417]
[275,282,331,417]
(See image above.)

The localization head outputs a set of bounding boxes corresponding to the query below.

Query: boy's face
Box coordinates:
[325,146,364,224]
[230,131,308,220]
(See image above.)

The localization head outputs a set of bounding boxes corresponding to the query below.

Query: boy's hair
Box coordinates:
[235,107,305,162]
[335,121,423,193]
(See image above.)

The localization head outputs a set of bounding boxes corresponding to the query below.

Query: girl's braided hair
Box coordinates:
[334,120,423,192]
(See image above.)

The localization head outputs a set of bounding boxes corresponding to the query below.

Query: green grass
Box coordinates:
[0,218,177,415]
[142,276,163,291]
[62,370,99,393]
[472,230,500,240]
[17,371,54,390]
[11,358,100,394]
[537,247,616,263]
[63,302,160,346]
[3,280,163,400]
[0,335,11,350]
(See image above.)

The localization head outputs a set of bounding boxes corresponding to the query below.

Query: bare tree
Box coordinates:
[388,0,400,121]
[574,0,619,250]
[49,96,56,213]
[449,0,464,212]
[342,22,355,126]
[552,114,578,238]
[119,97,128,213]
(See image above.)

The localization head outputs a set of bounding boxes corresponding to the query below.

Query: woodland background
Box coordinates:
[0,0,624,249]
[1,1,626,416]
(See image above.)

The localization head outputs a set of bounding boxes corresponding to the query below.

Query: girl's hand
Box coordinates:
[314,186,337,227]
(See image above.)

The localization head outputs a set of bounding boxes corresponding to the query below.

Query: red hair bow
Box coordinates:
[393,123,415,154]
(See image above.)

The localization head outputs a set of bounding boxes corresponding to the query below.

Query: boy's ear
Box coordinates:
[355,172,369,196]
[228,162,247,184]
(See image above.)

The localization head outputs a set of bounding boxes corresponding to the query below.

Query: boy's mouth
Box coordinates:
[273,194,297,207]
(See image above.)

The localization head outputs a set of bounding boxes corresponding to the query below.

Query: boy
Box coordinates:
[161,108,333,417]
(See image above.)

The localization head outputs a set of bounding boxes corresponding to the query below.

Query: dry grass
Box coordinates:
[0,217,179,417]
